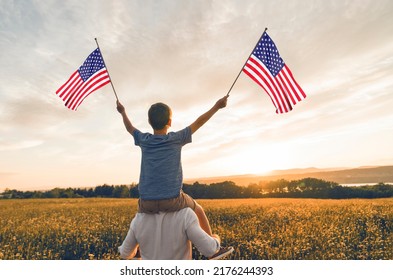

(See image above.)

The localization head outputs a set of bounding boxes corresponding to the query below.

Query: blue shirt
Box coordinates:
[133,127,192,200]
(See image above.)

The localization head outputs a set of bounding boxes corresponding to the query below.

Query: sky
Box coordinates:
[1,0,393,191]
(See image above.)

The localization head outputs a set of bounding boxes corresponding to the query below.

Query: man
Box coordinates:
[116,95,233,258]
[118,207,233,260]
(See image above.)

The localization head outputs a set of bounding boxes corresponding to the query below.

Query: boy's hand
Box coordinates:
[117,101,136,134]
[214,95,228,110]
[117,100,125,114]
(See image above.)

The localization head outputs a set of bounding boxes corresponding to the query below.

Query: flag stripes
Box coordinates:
[242,32,306,114]
[55,48,110,111]
[56,69,110,110]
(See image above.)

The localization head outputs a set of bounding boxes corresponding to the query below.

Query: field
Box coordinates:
[0,198,392,260]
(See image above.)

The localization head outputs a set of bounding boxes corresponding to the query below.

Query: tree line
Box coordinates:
[1,178,393,199]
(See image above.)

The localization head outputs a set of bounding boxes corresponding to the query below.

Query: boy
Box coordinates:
[117,95,233,259]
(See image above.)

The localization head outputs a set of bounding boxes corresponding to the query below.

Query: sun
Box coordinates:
[219,143,295,176]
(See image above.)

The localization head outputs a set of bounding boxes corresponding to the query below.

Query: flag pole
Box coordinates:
[94,38,119,102]
[226,27,268,97]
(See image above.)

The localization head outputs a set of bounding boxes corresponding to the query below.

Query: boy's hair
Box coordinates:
[148,103,171,130]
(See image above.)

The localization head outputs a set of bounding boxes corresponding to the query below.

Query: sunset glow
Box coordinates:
[1,0,393,190]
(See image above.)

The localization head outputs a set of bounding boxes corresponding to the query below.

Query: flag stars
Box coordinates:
[55,47,110,111]
[78,49,106,81]
[252,33,284,76]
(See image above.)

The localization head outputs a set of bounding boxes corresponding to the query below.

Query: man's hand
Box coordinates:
[211,234,221,243]
[117,100,125,114]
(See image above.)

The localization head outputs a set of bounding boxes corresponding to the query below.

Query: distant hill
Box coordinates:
[184,166,393,186]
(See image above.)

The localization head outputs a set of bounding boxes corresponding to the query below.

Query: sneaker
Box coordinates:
[209,246,234,260]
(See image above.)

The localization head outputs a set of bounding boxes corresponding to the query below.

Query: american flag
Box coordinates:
[242,32,306,114]
[56,48,110,111]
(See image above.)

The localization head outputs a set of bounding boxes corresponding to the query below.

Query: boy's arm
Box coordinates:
[189,95,228,134]
[117,101,136,135]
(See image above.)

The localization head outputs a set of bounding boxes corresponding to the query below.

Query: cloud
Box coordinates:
[1,0,393,189]
[0,140,43,152]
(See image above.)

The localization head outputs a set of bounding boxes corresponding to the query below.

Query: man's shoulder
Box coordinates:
[135,208,195,218]
[133,208,196,229]
[175,208,198,223]
[177,207,196,216]
[162,208,196,218]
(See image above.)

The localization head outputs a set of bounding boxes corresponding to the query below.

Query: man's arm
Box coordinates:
[118,221,139,259]
[189,95,228,134]
[186,211,221,258]
[117,101,136,135]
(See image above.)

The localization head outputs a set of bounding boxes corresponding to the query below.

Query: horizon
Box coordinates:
[2,164,391,192]
[1,1,393,191]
